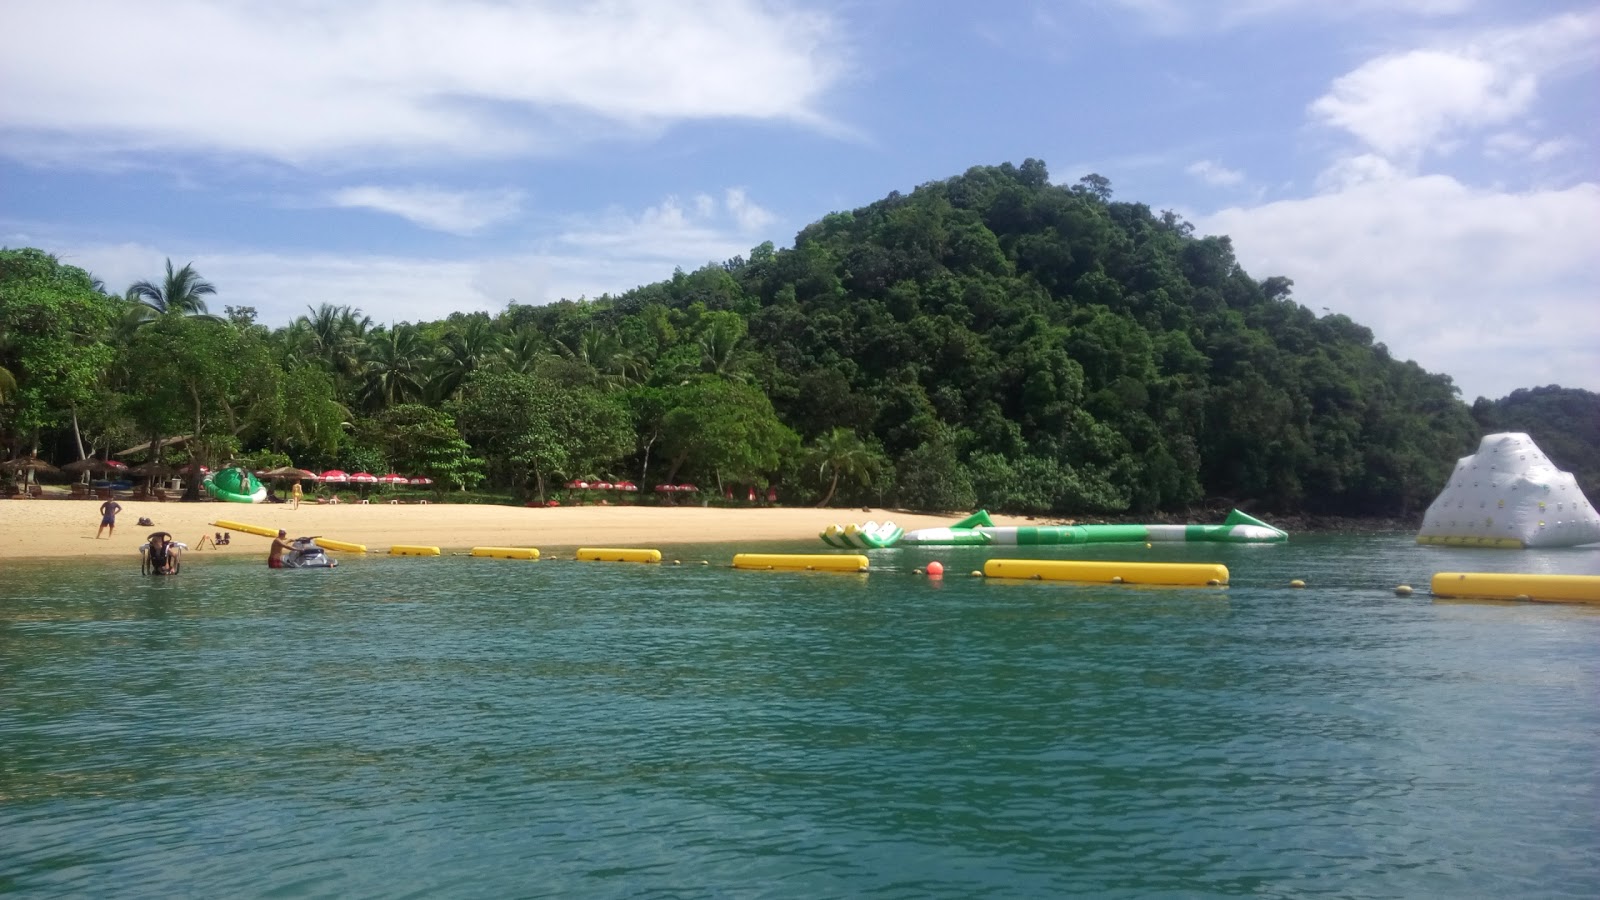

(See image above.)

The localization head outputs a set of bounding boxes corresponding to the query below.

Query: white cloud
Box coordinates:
[56,186,780,326]
[328,185,524,235]
[1485,132,1579,163]
[1103,0,1473,34]
[0,0,842,168]
[1199,175,1600,400]
[1185,159,1245,186]
[1309,11,1600,167]
[724,187,777,231]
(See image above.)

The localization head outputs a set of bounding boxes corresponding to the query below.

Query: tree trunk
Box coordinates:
[183,393,203,501]
[70,407,87,461]
[815,470,840,507]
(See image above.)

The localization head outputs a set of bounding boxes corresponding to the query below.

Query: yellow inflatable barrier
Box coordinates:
[983,559,1229,586]
[211,519,279,538]
[576,548,662,563]
[732,553,870,572]
[1430,572,1600,604]
[471,547,540,560]
[389,545,441,557]
[313,538,367,553]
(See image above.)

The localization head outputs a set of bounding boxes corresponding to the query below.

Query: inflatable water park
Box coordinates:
[821,508,1287,548]
[1416,432,1600,549]
[203,466,267,503]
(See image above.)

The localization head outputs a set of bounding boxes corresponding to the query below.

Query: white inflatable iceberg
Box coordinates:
[1417,432,1600,548]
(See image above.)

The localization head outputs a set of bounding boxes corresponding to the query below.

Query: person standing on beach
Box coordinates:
[290,481,302,509]
[96,498,122,538]
[268,530,291,568]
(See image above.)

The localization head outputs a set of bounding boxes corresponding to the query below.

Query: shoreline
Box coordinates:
[0,495,1414,563]
[0,499,1049,562]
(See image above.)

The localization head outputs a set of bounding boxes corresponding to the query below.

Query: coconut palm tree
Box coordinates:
[430,316,502,401]
[126,259,218,316]
[808,427,880,507]
[359,324,429,410]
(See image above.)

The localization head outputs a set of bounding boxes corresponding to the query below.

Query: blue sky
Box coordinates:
[2,0,1595,401]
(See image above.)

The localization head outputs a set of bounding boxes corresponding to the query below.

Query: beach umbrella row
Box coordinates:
[566,480,641,491]
[652,484,699,493]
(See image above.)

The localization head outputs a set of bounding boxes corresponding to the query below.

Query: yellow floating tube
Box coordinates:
[983,559,1229,586]
[211,519,279,538]
[576,547,661,563]
[314,538,367,554]
[1430,572,1600,604]
[389,545,441,557]
[732,553,870,572]
[471,547,540,560]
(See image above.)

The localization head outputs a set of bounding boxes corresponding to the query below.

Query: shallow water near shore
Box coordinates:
[2,533,1597,897]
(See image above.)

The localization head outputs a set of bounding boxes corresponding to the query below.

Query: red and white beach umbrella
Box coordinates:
[409,476,434,486]
[654,484,674,493]
[320,469,349,483]
[349,472,378,484]
[677,483,698,493]
[594,481,613,490]
[617,481,638,492]
[378,473,408,485]
[567,480,589,489]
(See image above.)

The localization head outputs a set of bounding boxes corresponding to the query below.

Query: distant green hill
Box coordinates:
[1472,387,1600,496]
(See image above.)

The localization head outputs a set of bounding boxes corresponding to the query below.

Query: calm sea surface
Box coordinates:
[2,533,1597,898]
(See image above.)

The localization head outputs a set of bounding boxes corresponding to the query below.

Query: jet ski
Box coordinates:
[139,531,185,575]
[284,537,338,569]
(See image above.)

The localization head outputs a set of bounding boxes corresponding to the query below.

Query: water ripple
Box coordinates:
[2,537,1597,897]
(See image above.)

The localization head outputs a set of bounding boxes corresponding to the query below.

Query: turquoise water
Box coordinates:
[2,534,1597,898]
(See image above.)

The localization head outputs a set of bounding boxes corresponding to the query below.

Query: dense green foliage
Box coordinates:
[2,162,1591,513]
[1472,387,1600,495]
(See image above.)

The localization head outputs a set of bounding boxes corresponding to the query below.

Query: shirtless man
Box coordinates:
[268,530,292,569]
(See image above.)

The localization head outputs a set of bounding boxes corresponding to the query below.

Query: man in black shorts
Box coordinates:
[97,498,122,538]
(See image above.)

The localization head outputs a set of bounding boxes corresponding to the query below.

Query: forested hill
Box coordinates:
[1472,387,1600,493]
[552,160,1478,516]
[12,160,1547,518]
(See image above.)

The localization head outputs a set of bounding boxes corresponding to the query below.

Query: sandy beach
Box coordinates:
[0,494,1039,561]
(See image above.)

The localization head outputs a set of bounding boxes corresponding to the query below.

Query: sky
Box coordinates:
[1,0,1595,402]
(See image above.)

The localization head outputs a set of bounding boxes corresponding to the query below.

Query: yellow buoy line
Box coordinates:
[732,553,869,572]
[576,548,662,563]
[982,559,1229,586]
[208,519,1598,602]
[1430,572,1600,604]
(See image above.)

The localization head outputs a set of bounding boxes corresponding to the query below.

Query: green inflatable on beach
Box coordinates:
[204,467,267,503]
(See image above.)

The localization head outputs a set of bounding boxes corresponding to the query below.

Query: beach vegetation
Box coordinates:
[9,159,1596,515]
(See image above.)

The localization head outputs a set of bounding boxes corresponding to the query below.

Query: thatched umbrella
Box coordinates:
[260,465,320,482]
[61,458,129,478]
[1,456,59,492]
[128,462,179,478]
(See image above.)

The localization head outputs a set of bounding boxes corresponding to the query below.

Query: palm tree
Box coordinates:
[698,313,753,381]
[499,325,547,375]
[430,316,502,400]
[359,325,429,410]
[808,427,879,507]
[126,258,217,316]
[552,328,646,389]
[295,304,372,398]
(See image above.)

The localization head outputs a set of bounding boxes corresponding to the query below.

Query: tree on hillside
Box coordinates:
[123,315,282,498]
[126,258,218,317]
[0,248,120,454]
[807,427,881,507]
